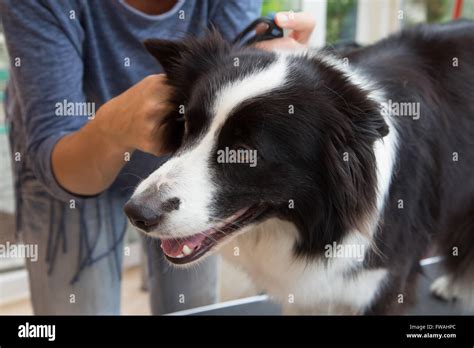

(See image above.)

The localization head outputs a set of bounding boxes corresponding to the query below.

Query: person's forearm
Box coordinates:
[51,74,173,196]
[51,115,133,196]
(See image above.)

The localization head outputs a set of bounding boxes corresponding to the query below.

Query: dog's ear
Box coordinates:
[315,57,389,141]
[345,97,389,141]
[144,32,231,154]
[144,39,185,77]
[144,31,231,85]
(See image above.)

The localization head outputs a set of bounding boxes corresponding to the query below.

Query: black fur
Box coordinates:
[145,21,474,314]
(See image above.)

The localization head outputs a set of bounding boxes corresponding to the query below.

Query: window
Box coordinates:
[403,0,474,26]
[326,0,358,43]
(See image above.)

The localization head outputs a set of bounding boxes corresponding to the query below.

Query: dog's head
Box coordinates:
[124,32,389,265]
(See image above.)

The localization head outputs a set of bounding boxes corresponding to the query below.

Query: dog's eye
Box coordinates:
[234,143,252,151]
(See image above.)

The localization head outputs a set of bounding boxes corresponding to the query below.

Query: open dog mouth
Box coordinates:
[161,204,264,264]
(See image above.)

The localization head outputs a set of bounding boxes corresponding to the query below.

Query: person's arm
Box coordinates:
[1,1,172,198]
[52,74,172,195]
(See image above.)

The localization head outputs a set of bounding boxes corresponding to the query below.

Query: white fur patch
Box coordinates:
[431,274,474,310]
[211,57,288,132]
[224,218,388,314]
[430,275,456,301]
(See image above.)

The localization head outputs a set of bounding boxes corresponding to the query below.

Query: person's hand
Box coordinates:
[52,74,173,195]
[254,11,316,51]
[94,74,173,156]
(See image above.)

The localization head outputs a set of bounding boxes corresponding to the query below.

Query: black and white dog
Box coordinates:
[125,20,474,314]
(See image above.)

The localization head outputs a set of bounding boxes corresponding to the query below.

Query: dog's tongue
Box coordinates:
[160,234,207,257]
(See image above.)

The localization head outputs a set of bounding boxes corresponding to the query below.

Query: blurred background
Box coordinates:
[0,0,473,314]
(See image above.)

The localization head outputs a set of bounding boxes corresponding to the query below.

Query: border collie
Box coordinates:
[124,20,474,314]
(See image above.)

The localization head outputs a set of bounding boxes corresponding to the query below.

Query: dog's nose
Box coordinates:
[124,188,181,233]
[124,200,162,232]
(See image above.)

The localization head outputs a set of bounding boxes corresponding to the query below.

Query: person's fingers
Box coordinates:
[275,11,316,44]
[275,11,315,32]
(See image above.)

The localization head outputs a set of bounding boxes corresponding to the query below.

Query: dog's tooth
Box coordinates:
[182,245,193,256]
[175,253,185,259]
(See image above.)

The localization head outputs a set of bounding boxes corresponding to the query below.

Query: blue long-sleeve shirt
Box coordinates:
[0,0,261,281]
